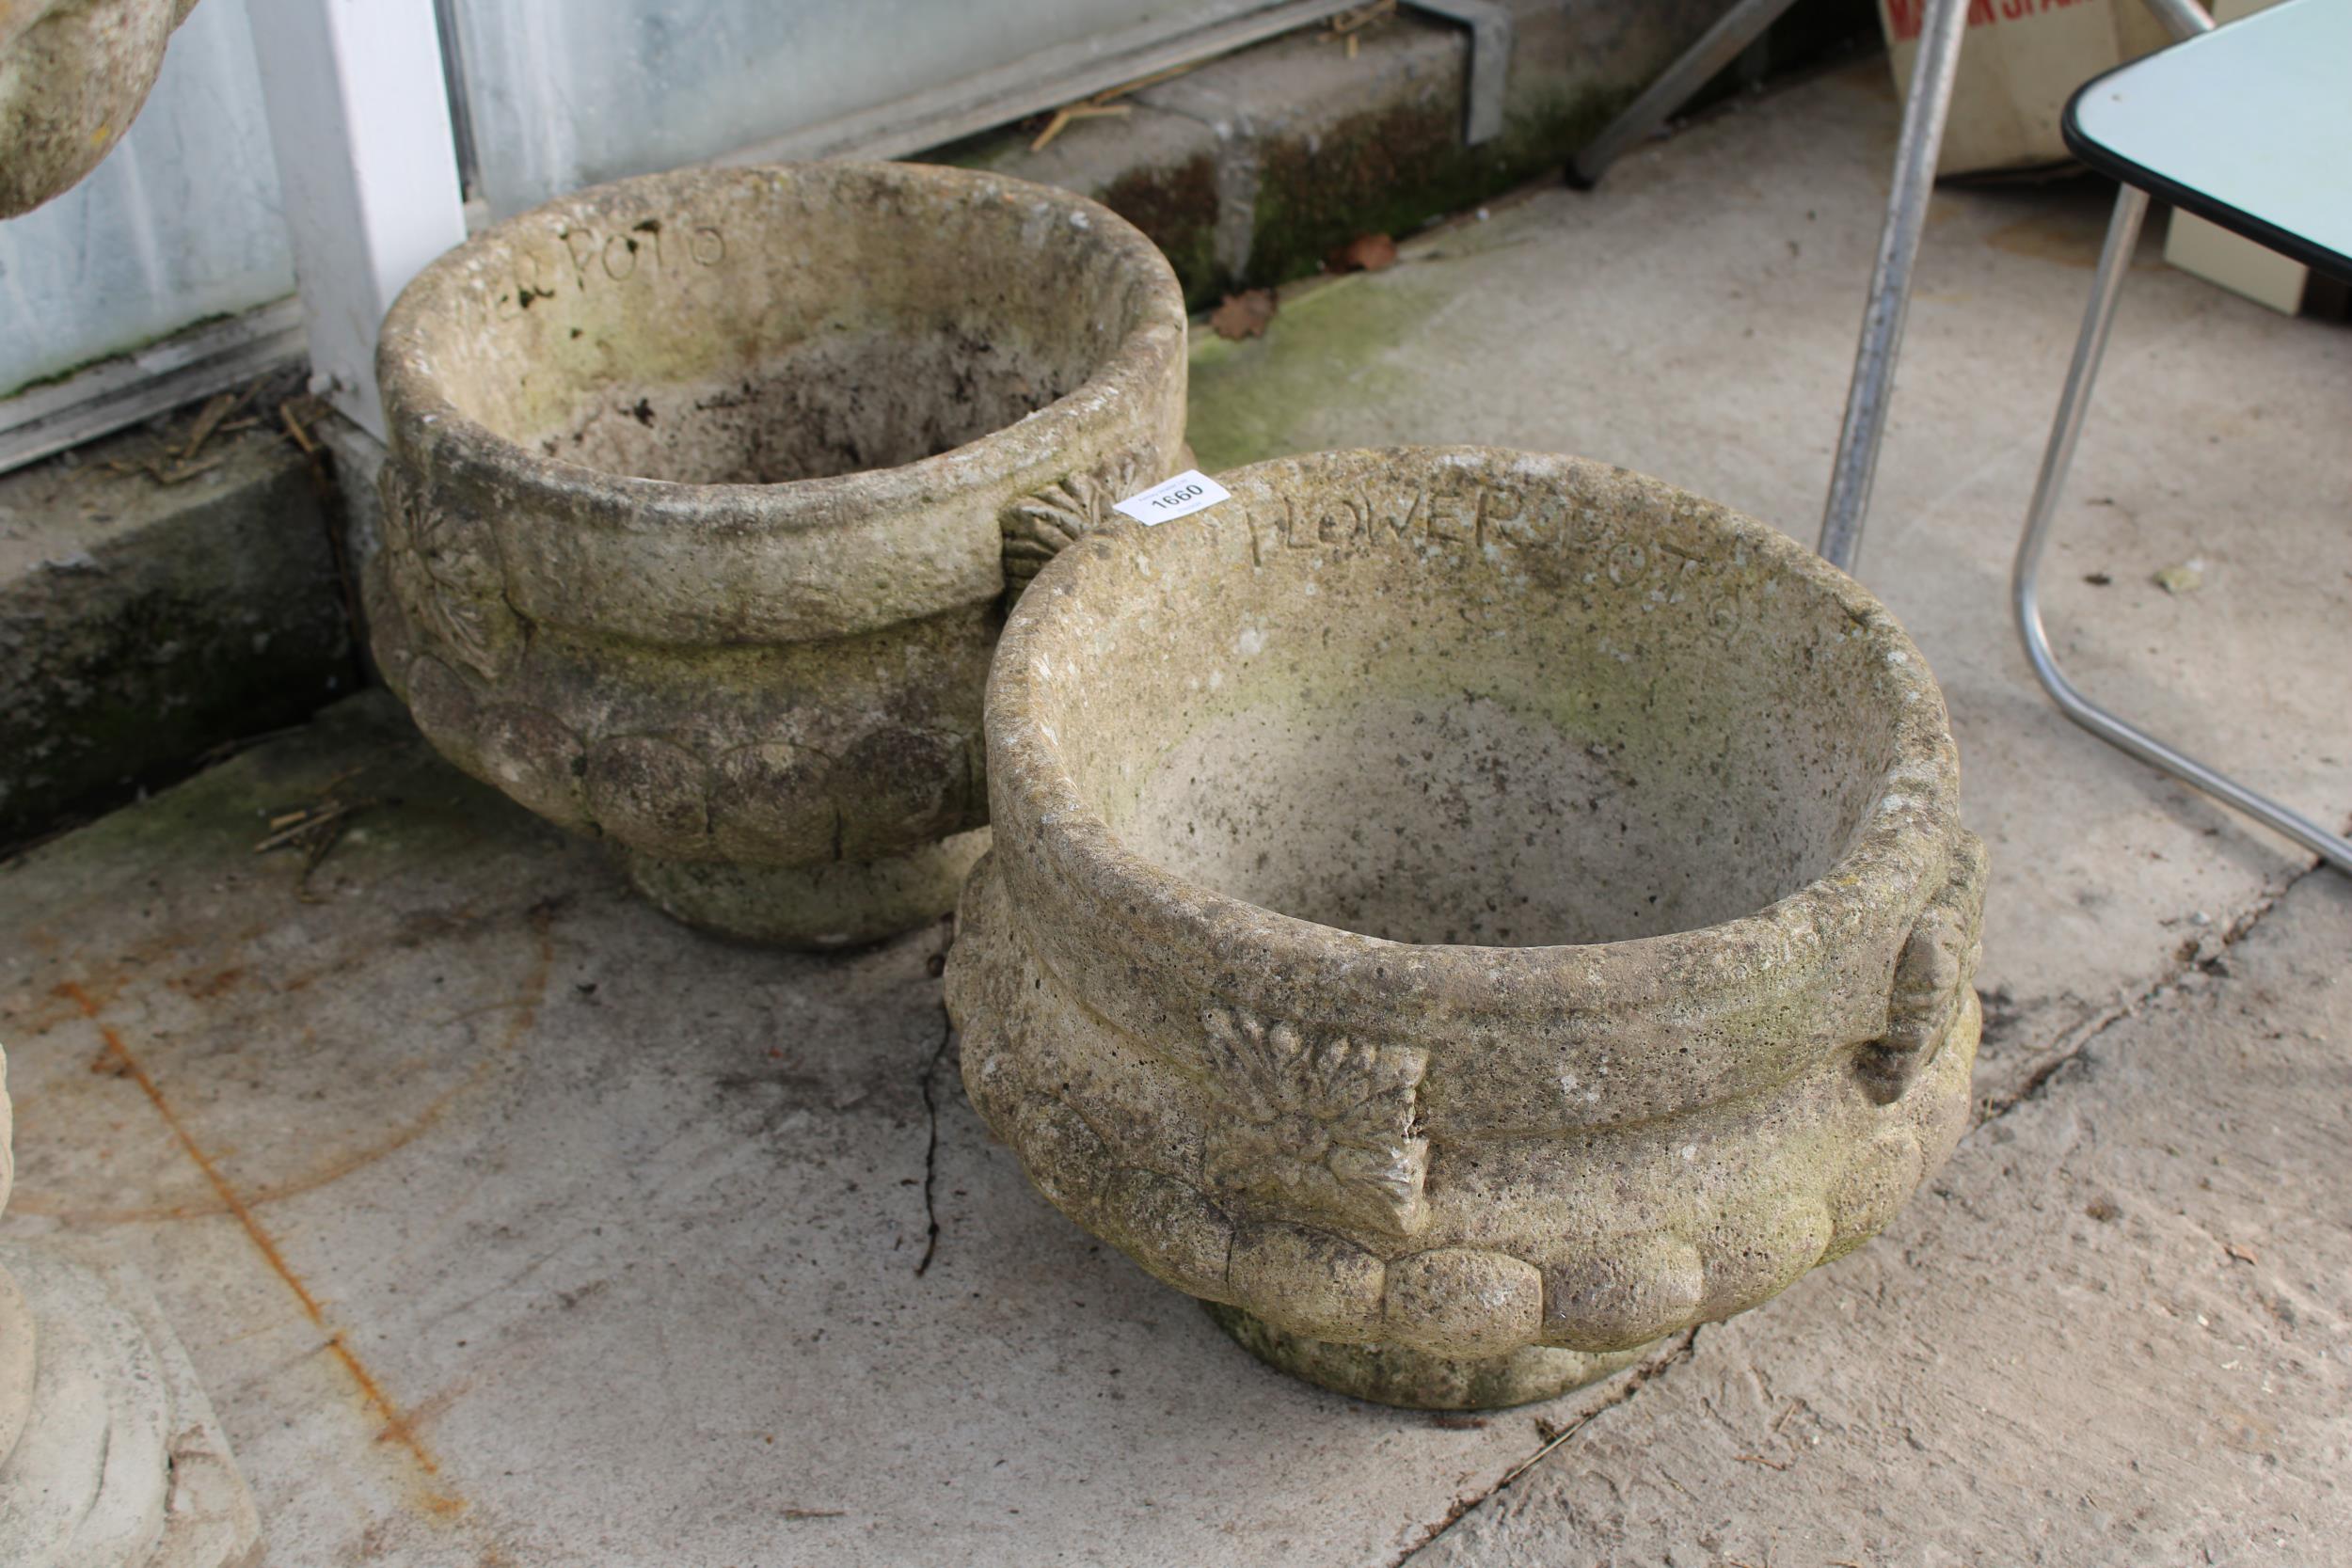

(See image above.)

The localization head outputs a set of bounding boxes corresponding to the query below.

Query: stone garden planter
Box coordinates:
[0,0,197,217]
[0,1048,261,1564]
[370,163,1187,945]
[946,447,1987,1409]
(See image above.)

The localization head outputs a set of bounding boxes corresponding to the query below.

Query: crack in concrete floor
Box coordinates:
[1395,833,2345,1562]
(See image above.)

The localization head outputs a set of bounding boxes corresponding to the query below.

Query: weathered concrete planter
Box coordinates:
[0,0,196,217]
[370,164,1187,945]
[946,447,1987,1408]
[0,1048,262,1563]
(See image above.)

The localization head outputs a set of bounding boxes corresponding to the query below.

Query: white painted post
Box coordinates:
[245,0,468,440]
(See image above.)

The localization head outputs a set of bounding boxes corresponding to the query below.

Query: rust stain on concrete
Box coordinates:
[23,906,559,1226]
[58,976,478,1513]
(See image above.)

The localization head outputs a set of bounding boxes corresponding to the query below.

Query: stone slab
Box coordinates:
[946,0,1777,305]
[0,421,357,847]
[0,695,1588,1566]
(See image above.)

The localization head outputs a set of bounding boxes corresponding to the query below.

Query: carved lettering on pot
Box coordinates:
[1704,583,1749,645]
[1242,487,1549,563]
[1476,487,1561,551]
[1000,452,1148,597]
[506,218,725,311]
[601,231,638,280]
[1200,1007,1431,1237]
[380,467,516,682]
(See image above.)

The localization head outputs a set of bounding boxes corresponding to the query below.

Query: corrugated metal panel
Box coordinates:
[0,0,294,399]
[1,0,1284,424]
[448,0,1275,216]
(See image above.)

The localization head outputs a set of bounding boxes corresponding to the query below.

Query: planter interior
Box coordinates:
[949,447,1984,1408]
[432,182,1152,487]
[1089,545,1885,952]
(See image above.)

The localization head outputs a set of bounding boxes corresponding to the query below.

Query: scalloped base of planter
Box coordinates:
[1203,1302,1653,1411]
[622,829,991,948]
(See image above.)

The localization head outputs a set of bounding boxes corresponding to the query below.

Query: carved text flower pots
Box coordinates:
[946,447,1986,1408]
[370,163,1187,944]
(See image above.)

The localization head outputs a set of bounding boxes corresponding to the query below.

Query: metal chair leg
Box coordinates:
[2012,185,2352,874]
[1815,0,1971,573]
[1566,0,1804,187]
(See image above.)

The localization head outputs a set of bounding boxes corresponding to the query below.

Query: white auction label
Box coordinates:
[1113,468,1230,526]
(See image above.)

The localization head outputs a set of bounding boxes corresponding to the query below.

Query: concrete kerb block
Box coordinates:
[0,425,358,847]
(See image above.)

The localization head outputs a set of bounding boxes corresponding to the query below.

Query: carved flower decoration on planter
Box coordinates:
[1000,452,1147,599]
[1200,1006,1431,1237]
[381,468,516,682]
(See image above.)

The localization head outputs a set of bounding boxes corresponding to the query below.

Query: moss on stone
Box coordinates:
[1245,83,1632,292]
[1184,270,1433,474]
[0,439,358,849]
[1099,154,1227,309]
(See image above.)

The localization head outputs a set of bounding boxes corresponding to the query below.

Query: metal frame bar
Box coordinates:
[245,0,469,442]
[1813,0,1969,572]
[2010,4,2347,874]
[1570,0,1972,577]
[430,0,484,206]
[0,300,306,474]
[1566,0,1803,187]
[1399,0,1514,146]
[2139,0,2219,40]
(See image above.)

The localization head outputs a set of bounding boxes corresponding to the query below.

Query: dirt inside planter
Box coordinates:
[534,327,1082,485]
[418,171,1161,487]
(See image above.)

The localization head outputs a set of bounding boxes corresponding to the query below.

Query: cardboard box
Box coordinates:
[2164,211,2310,313]
[1878,0,2171,176]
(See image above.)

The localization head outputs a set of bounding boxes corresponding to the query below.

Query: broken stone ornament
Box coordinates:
[0,0,198,218]
[946,447,1987,1410]
[0,1047,263,1565]
[370,163,1188,946]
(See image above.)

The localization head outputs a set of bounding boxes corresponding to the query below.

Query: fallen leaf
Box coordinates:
[1328,231,1398,273]
[2225,1243,2258,1265]
[1210,289,1278,341]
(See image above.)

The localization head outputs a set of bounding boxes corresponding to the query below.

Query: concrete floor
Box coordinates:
[3,58,2348,1567]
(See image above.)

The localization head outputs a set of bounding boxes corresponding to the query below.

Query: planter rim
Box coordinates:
[376,161,1188,542]
[989,446,1965,999]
